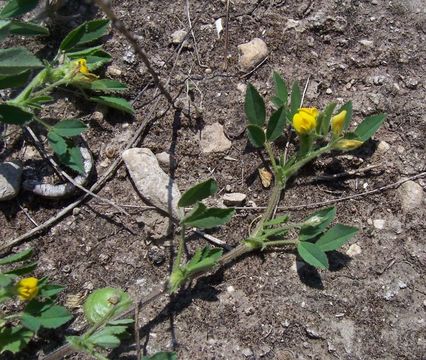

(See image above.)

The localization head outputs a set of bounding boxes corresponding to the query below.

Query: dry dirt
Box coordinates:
[1,0,425,359]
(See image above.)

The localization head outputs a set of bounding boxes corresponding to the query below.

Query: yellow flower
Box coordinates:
[331,110,347,135]
[292,108,319,135]
[335,139,364,150]
[74,59,98,81]
[16,277,39,301]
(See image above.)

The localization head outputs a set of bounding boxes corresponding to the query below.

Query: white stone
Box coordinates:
[398,180,424,213]
[373,219,386,230]
[376,141,390,154]
[223,192,246,206]
[105,65,122,77]
[346,244,362,257]
[170,29,187,45]
[155,151,176,168]
[122,148,183,219]
[0,161,22,201]
[238,38,268,72]
[359,39,374,47]
[200,123,232,154]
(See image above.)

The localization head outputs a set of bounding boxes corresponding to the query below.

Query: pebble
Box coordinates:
[147,246,166,265]
[398,180,424,213]
[376,141,390,154]
[326,88,333,94]
[155,151,176,169]
[0,161,22,201]
[373,219,385,230]
[105,65,122,77]
[242,348,253,357]
[306,327,321,339]
[346,243,362,257]
[223,192,246,206]
[122,148,183,219]
[359,39,374,47]
[398,281,407,289]
[123,48,136,64]
[199,123,232,154]
[237,38,268,72]
[170,29,189,48]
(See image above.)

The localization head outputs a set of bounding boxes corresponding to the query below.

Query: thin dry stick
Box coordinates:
[192,229,232,250]
[185,0,207,68]
[17,203,39,227]
[223,0,230,70]
[93,0,174,105]
[241,56,268,78]
[0,94,168,253]
[25,127,129,216]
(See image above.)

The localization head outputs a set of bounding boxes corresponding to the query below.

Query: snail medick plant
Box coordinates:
[0,0,134,174]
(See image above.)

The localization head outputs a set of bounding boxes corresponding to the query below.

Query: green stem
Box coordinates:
[31,79,67,98]
[11,68,49,104]
[264,142,279,178]
[264,239,298,247]
[33,116,53,131]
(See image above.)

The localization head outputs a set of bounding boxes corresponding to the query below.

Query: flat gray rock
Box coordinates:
[0,161,22,201]
[122,148,183,219]
[398,180,424,213]
[238,38,268,72]
[200,122,231,154]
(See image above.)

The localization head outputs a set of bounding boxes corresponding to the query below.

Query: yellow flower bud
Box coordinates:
[292,107,319,135]
[73,59,98,81]
[16,277,39,301]
[331,110,347,135]
[335,139,364,150]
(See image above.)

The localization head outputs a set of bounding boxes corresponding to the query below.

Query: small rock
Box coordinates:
[156,151,176,169]
[372,75,386,85]
[373,219,385,230]
[398,180,424,213]
[223,192,246,206]
[0,161,22,201]
[170,29,188,47]
[244,306,254,315]
[359,39,374,47]
[238,38,268,72]
[92,111,104,122]
[227,285,235,293]
[346,244,362,257]
[138,210,172,239]
[398,280,407,289]
[242,348,253,357]
[123,48,135,64]
[147,246,166,265]
[376,141,390,154]
[384,289,396,301]
[122,148,183,219]
[200,123,232,154]
[306,327,321,339]
[106,65,122,77]
[326,88,333,94]
[225,184,232,192]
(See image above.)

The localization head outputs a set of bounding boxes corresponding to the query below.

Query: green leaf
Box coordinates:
[178,179,217,208]
[185,246,223,275]
[26,95,53,109]
[0,103,33,125]
[0,19,10,41]
[0,273,14,287]
[354,113,387,141]
[246,124,266,148]
[39,284,65,298]
[319,102,337,135]
[182,204,235,229]
[85,52,112,71]
[263,214,289,226]
[9,21,49,36]
[290,81,301,117]
[0,326,33,354]
[4,262,37,276]
[0,48,43,75]
[142,351,177,360]
[22,305,72,331]
[0,0,39,18]
[299,207,336,241]
[266,106,287,141]
[89,79,127,92]
[47,131,67,156]
[297,241,329,269]
[64,45,104,58]
[60,19,110,52]
[272,71,288,108]
[83,287,132,325]
[107,318,134,326]
[52,119,87,138]
[261,227,288,239]
[90,96,134,115]
[245,83,265,127]
[316,224,358,252]
[339,101,353,131]
[0,248,32,265]
[89,333,120,348]
[0,69,30,89]
[58,142,85,174]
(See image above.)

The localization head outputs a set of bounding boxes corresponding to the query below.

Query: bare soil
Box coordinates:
[1,0,425,359]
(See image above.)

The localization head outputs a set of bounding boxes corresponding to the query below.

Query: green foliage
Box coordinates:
[0,326,33,355]
[246,124,266,148]
[0,70,30,89]
[181,203,235,229]
[60,19,110,52]
[8,20,49,36]
[299,207,336,241]
[21,302,72,332]
[289,81,301,118]
[185,246,223,275]
[0,249,32,265]
[142,352,177,360]
[90,96,135,115]
[354,113,387,141]
[318,102,337,135]
[0,104,33,125]
[178,178,218,207]
[316,224,358,252]
[51,119,88,137]
[340,101,353,131]
[266,107,287,141]
[89,79,127,92]
[0,47,43,75]
[272,71,288,108]
[0,0,39,19]
[297,242,329,269]
[245,83,265,127]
